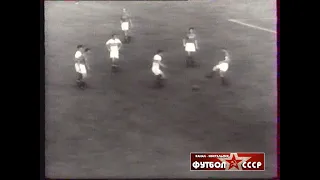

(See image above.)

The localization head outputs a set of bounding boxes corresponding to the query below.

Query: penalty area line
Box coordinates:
[228,19,276,34]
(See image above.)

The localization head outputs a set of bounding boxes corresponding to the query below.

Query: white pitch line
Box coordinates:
[236,18,277,21]
[228,19,276,34]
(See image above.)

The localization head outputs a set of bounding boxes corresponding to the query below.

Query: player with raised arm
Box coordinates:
[120,8,133,43]
[151,50,166,88]
[106,34,122,72]
[74,45,88,89]
[183,27,199,67]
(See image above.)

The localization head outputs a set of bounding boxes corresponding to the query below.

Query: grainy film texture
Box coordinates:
[45,0,277,178]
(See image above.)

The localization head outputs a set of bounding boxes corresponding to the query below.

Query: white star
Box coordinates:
[218,153,251,170]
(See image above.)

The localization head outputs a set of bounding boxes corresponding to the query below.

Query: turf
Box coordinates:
[45,0,277,178]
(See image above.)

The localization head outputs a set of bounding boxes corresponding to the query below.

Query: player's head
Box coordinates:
[189,27,195,33]
[123,8,126,13]
[157,49,163,55]
[222,49,229,56]
[77,45,84,50]
[84,48,90,53]
[222,49,230,62]
[112,34,117,39]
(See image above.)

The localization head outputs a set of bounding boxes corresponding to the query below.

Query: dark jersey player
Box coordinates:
[120,8,133,43]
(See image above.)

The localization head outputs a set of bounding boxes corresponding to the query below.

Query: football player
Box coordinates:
[74,45,88,89]
[120,8,133,43]
[106,34,122,72]
[183,27,199,67]
[151,50,166,87]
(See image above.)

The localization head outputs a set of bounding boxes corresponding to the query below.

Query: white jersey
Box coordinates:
[217,62,229,72]
[74,50,85,64]
[152,54,162,69]
[106,38,122,51]
[75,51,82,59]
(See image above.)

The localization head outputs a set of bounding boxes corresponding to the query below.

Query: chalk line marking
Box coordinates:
[235,18,277,21]
[228,19,276,34]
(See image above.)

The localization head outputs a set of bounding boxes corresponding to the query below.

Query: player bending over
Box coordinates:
[183,27,199,67]
[106,34,122,72]
[151,50,166,87]
[121,8,133,43]
[74,45,89,89]
[208,49,230,84]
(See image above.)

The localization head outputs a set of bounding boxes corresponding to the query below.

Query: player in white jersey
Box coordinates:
[120,8,133,43]
[106,34,122,71]
[213,49,230,77]
[151,50,166,87]
[183,27,199,67]
[74,45,88,89]
[207,49,231,84]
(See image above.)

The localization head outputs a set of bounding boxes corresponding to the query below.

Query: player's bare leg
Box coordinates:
[186,51,192,67]
[111,58,120,72]
[111,57,116,70]
[206,65,218,78]
[76,73,85,89]
[219,70,225,78]
[123,30,130,43]
[190,52,196,67]
[155,74,164,88]
[219,70,228,85]
[206,71,214,79]
[76,72,82,83]
[153,71,166,88]
[186,51,197,68]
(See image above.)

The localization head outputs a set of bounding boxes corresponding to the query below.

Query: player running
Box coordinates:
[120,8,133,43]
[106,34,122,72]
[74,45,89,89]
[151,50,166,88]
[183,27,199,67]
[207,49,231,84]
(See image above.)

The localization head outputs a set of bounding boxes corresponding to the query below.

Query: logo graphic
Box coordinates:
[190,152,265,171]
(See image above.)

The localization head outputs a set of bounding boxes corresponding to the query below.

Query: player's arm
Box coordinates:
[212,64,218,71]
[195,39,199,49]
[125,12,132,26]
[84,59,90,70]
[84,55,90,70]
[117,40,122,50]
[159,62,167,68]
[120,16,124,23]
[106,41,111,51]
[86,62,90,70]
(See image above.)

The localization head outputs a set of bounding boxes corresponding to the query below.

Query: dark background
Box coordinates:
[44,0,277,178]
